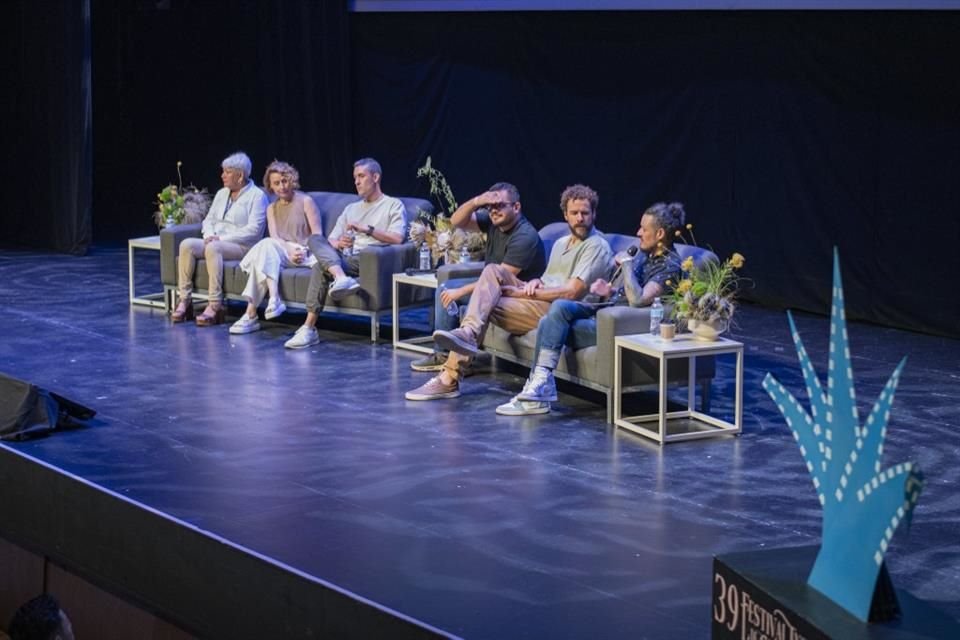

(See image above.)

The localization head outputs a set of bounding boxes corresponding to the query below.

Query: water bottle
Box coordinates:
[343,229,359,256]
[439,284,459,317]
[458,245,470,263]
[650,297,663,335]
[418,243,432,270]
[165,214,175,228]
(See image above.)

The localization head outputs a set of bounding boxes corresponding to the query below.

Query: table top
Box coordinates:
[615,332,743,357]
[128,235,161,249]
[392,271,439,287]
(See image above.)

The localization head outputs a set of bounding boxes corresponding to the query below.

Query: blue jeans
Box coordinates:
[433,277,474,351]
[533,299,600,368]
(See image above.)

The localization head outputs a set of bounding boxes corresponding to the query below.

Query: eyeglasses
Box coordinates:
[487,201,515,212]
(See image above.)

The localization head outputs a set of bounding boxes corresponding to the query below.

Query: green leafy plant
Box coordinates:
[408,157,484,265]
[152,161,212,228]
[664,225,745,329]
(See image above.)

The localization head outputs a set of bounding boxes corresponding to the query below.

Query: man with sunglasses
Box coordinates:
[409,182,546,372]
[406,183,611,401]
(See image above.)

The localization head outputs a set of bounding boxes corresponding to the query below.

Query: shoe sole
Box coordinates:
[517,391,559,402]
[264,306,286,320]
[229,324,261,335]
[410,363,445,372]
[496,403,551,416]
[329,284,360,302]
[405,389,461,401]
[284,338,319,349]
[433,331,478,356]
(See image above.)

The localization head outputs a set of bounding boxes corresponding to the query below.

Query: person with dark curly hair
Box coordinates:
[7,593,74,640]
[498,202,686,416]
[406,184,612,402]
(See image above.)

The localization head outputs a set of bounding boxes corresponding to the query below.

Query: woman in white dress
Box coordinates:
[229,161,322,334]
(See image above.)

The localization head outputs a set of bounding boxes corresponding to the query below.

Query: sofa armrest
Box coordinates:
[160,223,202,286]
[594,306,653,387]
[436,261,485,286]
[357,243,419,310]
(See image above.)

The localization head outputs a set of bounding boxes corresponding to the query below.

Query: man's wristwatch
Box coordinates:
[366,225,375,236]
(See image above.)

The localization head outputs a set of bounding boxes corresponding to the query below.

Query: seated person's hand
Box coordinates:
[335,235,353,251]
[289,244,306,264]
[590,278,614,298]
[204,234,220,245]
[440,286,463,308]
[522,278,543,297]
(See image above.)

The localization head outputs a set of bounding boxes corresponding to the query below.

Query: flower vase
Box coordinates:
[688,318,728,341]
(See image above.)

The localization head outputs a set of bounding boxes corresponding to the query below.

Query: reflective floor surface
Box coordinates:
[1,246,958,638]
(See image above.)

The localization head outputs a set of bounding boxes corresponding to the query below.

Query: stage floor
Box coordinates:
[2,246,959,638]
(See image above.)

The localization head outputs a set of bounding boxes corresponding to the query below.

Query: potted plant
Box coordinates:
[665,225,746,340]
[152,161,212,229]
[407,156,485,267]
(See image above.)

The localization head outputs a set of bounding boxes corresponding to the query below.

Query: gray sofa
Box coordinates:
[437,222,717,422]
[159,191,434,340]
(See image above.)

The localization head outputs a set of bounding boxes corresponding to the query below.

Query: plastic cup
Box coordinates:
[660,322,676,340]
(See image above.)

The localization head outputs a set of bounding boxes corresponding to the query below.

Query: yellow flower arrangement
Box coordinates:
[664,225,746,331]
[408,157,485,266]
[152,161,212,229]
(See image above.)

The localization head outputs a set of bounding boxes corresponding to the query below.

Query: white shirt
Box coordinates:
[329,194,407,252]
[202,181,268,248]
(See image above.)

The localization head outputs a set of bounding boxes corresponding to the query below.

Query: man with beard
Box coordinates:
[409,181,546,372]
[496,202,685,416]
[406,184,612,401]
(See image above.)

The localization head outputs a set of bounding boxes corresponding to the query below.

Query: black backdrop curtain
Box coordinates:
[3,5,958,337]
[350,11,960,338]
[89,0,353,243]
[2,0,92,254]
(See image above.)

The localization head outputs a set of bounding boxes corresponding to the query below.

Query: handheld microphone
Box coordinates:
[610,245,639,284]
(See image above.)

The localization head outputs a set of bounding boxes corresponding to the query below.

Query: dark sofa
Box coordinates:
[159,191,434,340]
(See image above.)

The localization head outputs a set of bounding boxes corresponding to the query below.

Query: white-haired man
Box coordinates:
[172,151,268,326]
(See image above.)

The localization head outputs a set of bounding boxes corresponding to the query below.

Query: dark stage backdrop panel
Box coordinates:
[89,0,353,244]
[349,11,960,338]
[1,0,92,255]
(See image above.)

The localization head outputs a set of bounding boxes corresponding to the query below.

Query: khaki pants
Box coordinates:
[177,238,246,301]
[443,264,550,379]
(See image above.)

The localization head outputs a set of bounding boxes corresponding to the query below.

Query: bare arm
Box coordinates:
[503,276,587,302]
[622,258,664,307]
[450,190,503,232]
[266,204,278,239]
[303,197,323,236]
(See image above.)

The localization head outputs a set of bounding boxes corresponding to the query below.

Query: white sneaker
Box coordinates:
[516,368,558,402]
[284,325,319,349]
[229,314,261,334]
[264,299,287,320]
[495,396,551,416]
[329,276,360,301]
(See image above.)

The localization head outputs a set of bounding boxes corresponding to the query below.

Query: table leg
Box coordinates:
[128,243,135,303]
[392,277,400,348]
[658,354,668,443]
[735,348,744,434]
[613,342,622,423]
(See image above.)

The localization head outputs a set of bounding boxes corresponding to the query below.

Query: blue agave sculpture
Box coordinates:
[762,250,924,621]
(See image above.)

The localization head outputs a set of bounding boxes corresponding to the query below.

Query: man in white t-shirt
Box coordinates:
[284,158,407,349]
